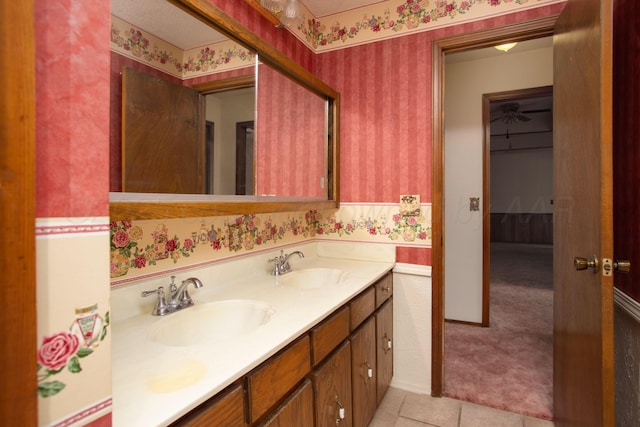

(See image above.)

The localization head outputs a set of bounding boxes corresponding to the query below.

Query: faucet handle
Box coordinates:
[141,286,171,316]
[169,275,178,292]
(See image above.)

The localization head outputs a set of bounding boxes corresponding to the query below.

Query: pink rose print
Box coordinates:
[112,230,130,248]
[38,332,80,371]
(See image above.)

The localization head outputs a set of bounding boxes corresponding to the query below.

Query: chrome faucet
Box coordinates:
[142,276,203,315]
[269,250,304,276]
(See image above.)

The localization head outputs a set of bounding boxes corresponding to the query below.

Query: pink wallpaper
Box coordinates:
[35,0,111,218]
[315,4,565,205]
[257,64,326,197]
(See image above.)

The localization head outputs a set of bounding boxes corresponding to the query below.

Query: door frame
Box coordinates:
[430,15,559,397]
[1,1,37,424]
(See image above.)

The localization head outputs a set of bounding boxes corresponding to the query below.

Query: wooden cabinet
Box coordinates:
[171,383,246,427]
[350,287,375,331]
[376,299,393,404]
[260,379,314,427]
[312,341,353,427]
[175,270,394,427]
[350,316,377,427]
[311,306,350,366]
[246,336,311,424]
[374,273,393,308]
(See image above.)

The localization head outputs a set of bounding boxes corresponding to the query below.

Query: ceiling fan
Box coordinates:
[491,102,550,124]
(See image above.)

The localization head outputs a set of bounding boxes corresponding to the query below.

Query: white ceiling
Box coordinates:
[302,0,384,17]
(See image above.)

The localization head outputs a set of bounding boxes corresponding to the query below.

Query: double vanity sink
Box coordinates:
[111,242,395,426]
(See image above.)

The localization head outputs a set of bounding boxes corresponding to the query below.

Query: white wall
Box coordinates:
[444,44,553,323]
[391,265,432,395]
[205,90,255,195]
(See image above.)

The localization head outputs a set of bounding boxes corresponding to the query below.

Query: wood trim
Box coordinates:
[431,14,559,397]
[242,0,282,27]
[430,39,445,398]
[192,74,255,93]
[482,94,492,328]
[0,0,37,424]
[110,200,338,220]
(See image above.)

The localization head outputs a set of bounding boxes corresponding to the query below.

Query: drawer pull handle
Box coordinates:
[362,361,373,381]
[382,286,391,292]
[383,334,393,353]
[336,397,345,424]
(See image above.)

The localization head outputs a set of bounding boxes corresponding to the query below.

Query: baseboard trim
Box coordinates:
[393,263,432,277]
[614,287,640,323]
[389,378,431,396]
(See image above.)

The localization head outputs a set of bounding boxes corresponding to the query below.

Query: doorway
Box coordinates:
[430,15,559,398]
[443,86,554,417]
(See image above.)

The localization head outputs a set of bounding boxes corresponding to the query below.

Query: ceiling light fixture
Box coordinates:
[258,0,302,28]
[495,42,518,52]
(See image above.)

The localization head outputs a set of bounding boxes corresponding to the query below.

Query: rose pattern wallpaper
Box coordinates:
[110,204,432,281]
[37,307,110,398]
[296,0,561,51]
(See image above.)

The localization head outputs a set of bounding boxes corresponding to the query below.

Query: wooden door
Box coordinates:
[350,317,377,427]
[312,341,352,427]
[122,67,205,193]
[552,0,615,425]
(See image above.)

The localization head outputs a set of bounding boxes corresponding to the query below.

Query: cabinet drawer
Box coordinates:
[311,305,350,366]
[171,383,245,427]
[246,336,311,424]
[350,287,375,331]
[375,273,393,308]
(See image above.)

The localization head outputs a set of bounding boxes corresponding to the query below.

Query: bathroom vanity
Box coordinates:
[111,242,395,426]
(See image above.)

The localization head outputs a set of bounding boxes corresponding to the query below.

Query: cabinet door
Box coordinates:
[171,383,245,427]
[312,341,352,427]
[376,299,393,404]
[261,379,314,427]
[350,316,377,427]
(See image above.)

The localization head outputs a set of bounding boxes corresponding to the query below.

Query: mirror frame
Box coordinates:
[109,0,340,220]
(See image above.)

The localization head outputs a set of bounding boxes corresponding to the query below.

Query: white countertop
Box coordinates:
[111,242,395,426]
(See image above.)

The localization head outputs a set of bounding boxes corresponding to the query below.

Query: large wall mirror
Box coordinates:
[109,0,339,220]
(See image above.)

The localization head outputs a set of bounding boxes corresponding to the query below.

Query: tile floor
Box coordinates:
[370,388,555,427]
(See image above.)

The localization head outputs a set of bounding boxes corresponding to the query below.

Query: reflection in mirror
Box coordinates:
[111,0,257,195]
[256,62,327,198]
[204,88,255,195]
[111,0,331,198]
[109,0,340,220]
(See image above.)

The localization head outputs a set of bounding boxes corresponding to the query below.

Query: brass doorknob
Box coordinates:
[574,256,598,273]
[614,259,631,273]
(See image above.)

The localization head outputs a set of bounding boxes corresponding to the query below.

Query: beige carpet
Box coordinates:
[443,242,553,420]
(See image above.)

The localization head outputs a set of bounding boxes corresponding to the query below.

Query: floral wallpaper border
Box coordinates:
[110,203,431,282]
[110,15,256,79]
[291,0,565,52]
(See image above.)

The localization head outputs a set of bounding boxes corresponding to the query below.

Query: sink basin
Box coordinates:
[278,268,348,289]
[148,299,273,347]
